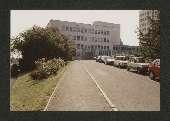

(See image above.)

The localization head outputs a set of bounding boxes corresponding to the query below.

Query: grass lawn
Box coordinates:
[10,63,68,111]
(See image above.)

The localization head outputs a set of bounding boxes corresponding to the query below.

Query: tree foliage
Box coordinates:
[11,25,76,71]
[137,11,160,59]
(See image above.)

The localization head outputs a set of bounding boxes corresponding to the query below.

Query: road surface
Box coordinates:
[45,60,160,111]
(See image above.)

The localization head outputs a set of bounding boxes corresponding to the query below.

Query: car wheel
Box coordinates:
[127,67,130,71]
[149,71,155,80]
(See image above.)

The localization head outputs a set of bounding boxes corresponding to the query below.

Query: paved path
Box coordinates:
[45,60,160,111]
[45,60,112,111]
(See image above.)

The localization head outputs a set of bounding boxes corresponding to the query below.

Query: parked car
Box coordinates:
[101,56,110,63]
[114,56,128,68]
[96,56,102,62]
[127,57,149,74]
[148,59,160,80]
[104,56,115,65]
[93,56,97,60]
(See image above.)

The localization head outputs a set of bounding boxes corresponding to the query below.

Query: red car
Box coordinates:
[148,59,160,81]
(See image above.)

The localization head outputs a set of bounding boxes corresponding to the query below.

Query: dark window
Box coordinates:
[104,38,106,42]
[66,26,69,31]
[81,44,84,49]
[107,46,109,49]
[77,36,80,40]
[104,46,106,49]
[95,30,98,34]
[70,27,72,31]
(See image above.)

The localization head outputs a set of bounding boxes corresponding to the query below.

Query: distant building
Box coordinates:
[46,20,121,59]
[112,45,140,56]
[139,10,160,34]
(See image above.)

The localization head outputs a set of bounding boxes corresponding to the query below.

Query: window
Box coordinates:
[74,36,76,40]
[98,30,100,34]
[81,44,84,49]
[81,36,84,41]
[84,37,87,41]
[104,38,106,42]
[95,30,98,34]
[77,44,80,49]
[84,29,87,33]
[77,36,80,41]
[70,27,72,31]
[104,46,106,49]
[107,39,109,42]
[107,46,109,49]
[66,26,69,31]
[81,28,84,33]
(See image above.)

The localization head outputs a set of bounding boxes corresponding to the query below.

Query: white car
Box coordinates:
[127,57,149,74]
[100,56,110,63]
[104,57,115,65]
[114,56,128,68]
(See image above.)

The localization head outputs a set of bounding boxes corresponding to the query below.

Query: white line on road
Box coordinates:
[83,64,118,111]
[43,65,67,111]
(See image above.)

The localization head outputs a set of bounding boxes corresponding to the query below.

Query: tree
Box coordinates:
[11,25,75,71]
[137,11,160,59]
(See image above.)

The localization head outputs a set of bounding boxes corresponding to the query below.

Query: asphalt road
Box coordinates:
[45,60,160,111]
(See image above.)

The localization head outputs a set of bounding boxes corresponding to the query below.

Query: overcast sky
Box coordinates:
[11,10,140,46]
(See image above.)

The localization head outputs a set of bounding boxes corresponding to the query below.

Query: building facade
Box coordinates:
[139,10,160,34]
[46,20,121,59]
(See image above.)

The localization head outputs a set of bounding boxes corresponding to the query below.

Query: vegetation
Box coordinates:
[10,63,68,111]
[11,26,76,71]
[30,58,65,80]
[137,11,160,59]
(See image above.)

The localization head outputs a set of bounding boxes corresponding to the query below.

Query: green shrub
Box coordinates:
[30,58,65,80]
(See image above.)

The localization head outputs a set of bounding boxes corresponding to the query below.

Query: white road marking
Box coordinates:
[83,64,118,111]
[43,65,67,111]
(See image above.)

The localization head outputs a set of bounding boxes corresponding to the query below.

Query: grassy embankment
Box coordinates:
[10,62,70,111]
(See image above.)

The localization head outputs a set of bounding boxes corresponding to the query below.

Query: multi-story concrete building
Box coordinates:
[139,10,160,34]
[46,20,121,59]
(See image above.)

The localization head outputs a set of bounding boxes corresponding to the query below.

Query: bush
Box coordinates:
[29,58,65,80]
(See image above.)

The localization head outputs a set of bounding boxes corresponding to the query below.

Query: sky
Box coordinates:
[11,10,140,46]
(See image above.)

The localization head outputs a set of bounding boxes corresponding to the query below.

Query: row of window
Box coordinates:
[62,25,110,35]
[77,44,110,50]
[72,35,110,43]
